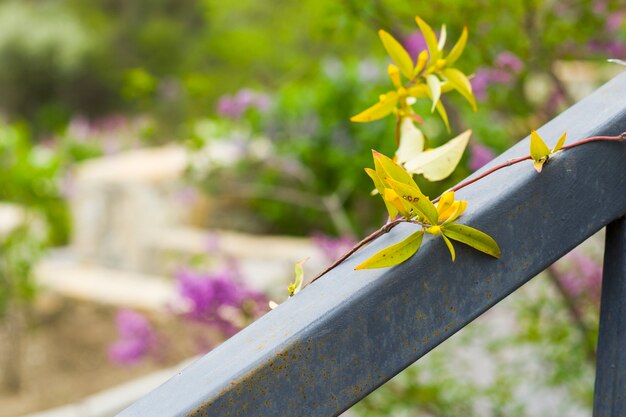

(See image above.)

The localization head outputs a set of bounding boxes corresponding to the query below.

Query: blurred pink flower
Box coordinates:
[556,250,602,301]
[469,143,495,171]
[470,69,491,101]
[176,268,267,336]
[496,52,523,74]
[217,89,270,119]
[403,31,427,61]
[312,232,357,263]
[470,52,524,101]
[108,309,157,366]
[607,13,625,32]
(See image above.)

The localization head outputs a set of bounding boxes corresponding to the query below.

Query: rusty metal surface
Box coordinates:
[118,72,626,417]
[594,216,626,416]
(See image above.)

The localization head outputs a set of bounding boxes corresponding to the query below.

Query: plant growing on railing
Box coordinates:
[268,16,626,297]
[344,17,501,269]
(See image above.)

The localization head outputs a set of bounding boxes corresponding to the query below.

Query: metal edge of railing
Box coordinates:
[117,70,626,417]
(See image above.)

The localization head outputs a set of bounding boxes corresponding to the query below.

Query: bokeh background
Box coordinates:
[0,1,624,416]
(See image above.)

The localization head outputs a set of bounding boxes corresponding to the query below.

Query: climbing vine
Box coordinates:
[273,16,626,302]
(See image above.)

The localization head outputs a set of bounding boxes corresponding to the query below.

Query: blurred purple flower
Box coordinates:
[588,39,626,57]
[471,69,491,101]
[593,0,608,15]
[496,52,523,74]
[607,13,625,32]
[312,233,357,263]
[469,143,495,171]
[403,31,427,61]
[556,250,602,300]
[217,89,270,120]
[176,268,267,336]
[108,309,156,366]
[470,52,524,101]
[108,339,148,366]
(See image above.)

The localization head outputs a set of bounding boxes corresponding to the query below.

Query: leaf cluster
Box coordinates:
[357,151,499,269]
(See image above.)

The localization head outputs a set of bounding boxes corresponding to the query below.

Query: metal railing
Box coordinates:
[118,71,626,417]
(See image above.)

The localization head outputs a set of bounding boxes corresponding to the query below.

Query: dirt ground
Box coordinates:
[0,296,198,417]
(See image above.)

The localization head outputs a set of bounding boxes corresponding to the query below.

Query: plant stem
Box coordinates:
[433,132,626,203]
[307,219,405,285]
[308,132,625,285]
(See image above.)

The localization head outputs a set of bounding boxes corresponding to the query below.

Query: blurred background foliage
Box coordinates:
[0,0,624,412]
[1,0,623,237]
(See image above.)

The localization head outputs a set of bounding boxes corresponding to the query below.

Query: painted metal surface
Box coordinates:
[118,72,626,417]
[594,216,626,417]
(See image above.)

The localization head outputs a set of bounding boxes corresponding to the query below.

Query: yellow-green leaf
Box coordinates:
[396,118,425,163]
[435,98,450,132]
[426,74,441,112]
[379,30,414,79]
[446,26,468,65]
[408,83,430,98]
[441,234,456,262]
[365,168,398,219]
[530,130,550,160]
[441,200,467,225]
[384,187,412,218]
[288,258,307,296]
[443,223,501,258]
[351,91,398,122]
[373,150,418,189]
[415,17,440,63]
[552,131,566,152]
[355,231,424,270]
[412,50,429,79]
[404,129,471,182]
[388,64,401,88]
[385,178,439,224]
[441,68,477,111]
[436,191,455,218]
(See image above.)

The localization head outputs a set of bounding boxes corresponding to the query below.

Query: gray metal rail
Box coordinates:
[118,71,626,417]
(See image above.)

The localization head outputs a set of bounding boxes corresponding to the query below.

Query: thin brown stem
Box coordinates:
[307,219,405,285]
[433,132,626,203]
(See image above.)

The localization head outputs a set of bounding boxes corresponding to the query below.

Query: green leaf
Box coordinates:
[530,131,550,173]
[372,150,418,189]
[435,98,451,132]
[412,50,429,79]
[441,68,477,111]
[351,92,398,122]
[441,234,456,262]
[530,131,550,160]
[552,132,567,152]
[379,30,415,80]
[288,258,307,296]
[443,223,501,258]
[404,129,471,182]
[365,168,398,219]
[387,64,401,87]
[415,17,440,63]
[441,200,467,225]
[445,26,467,65]
[385,178,439,225]
[355,231,424,270]
[426,74,441,112]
